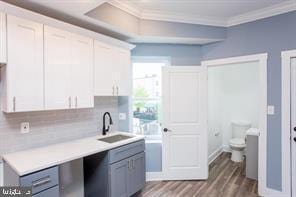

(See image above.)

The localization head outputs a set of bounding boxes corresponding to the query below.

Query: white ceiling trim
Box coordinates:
[128,36,223,45]
[108,0,141,18]
[141,10,228,27]
[108,0,296,27]
[228,0,296,26]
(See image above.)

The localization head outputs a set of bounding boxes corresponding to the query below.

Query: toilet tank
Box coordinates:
[232,121,251,139]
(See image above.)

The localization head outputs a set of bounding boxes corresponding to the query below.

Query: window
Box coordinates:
[132,61,166,140]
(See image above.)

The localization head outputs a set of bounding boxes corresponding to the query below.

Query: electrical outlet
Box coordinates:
[21,122,30,134]
[119,113,127,120]
[267,105,275,115]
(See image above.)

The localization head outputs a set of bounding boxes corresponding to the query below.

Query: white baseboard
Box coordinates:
[208,147,223,164]
[146,172,163,181]
[223,145,231,152]
[263,187,290,197]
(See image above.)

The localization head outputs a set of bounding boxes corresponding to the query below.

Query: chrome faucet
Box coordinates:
[102,112,113,135]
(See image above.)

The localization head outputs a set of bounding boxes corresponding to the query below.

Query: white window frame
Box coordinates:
[130,56,170,142]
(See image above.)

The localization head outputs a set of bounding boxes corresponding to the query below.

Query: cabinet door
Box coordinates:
[128,152,146,196]
[115,48,131,96]
[110,158,129,197]
[71,33,94,108]
[5,15,44,112]
[0,12,6,64]
[44,26,71,110]
[32,186,59,197]
[94,41,115,96]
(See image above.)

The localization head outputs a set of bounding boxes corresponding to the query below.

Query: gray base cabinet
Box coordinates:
[110,152,145,197]
[4,164,59,197]
[128,152,145,196]
[110,158,129,197]
[84,140,146,197]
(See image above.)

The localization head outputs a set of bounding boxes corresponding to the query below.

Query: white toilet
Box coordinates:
[229,121,251,162]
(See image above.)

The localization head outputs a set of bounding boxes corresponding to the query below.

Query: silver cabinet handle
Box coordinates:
[116,86,119,95]
[32,176,51,188]
[13,96,16,112]
[68,96,71,108]
[112,86,115,96]
[75,96,78,108]
[132,159,135,169]
[127,160,130,169]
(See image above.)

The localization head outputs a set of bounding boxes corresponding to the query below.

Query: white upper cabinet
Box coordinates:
[94,40,114,96]
[115,48,131,96]
[44,26,72,110]
[0,12,6,64]
[1,15,44,112]
[1,11,131,112]
[94,41,131,96]
[70,33,94,108]
[44,26,94,110]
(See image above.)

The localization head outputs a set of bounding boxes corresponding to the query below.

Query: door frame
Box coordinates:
[201,53,268,196]
[130,56,170,181]
[281,49,296,197]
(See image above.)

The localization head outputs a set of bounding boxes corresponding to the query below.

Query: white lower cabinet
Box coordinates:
[1,15,44,112]
[94,40,131,96]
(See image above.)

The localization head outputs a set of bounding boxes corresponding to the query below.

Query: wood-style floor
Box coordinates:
[137,153,258,197]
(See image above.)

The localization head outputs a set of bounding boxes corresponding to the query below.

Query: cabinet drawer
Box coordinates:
[33,185,59,197]
[109,140,145,164]
[20,166,59,194]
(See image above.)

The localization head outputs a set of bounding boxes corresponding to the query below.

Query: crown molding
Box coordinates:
[128,36,223,45]
[108,0,141,18]
[141,10,228,27]
[228,0,296,26]
[107,0,296,27]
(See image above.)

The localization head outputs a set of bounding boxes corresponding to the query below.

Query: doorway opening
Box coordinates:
[208,61,260,195]
[202,54,267,196]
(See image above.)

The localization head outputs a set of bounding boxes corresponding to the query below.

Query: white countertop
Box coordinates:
[2,132,145,176]
[246,128,260,136]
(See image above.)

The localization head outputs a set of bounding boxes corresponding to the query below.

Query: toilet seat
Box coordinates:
[229,138,246,148]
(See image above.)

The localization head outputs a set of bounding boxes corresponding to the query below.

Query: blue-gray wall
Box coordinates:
[202,11,296,191]
[131,44,203,172]
[126,11,296,189]
[131,44,202,65]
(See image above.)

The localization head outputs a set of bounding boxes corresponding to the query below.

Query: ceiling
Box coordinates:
[4,0,296,44]
[109,0,296,26]
[114,0,287,18]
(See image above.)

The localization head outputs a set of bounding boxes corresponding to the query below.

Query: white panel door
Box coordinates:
[44,26,71,110]
[71,33,94,108]
[5,15,44,112]
[94,41,115,96]
[162,66,208,180]
[291,58,296,197]
[115,48,131,96]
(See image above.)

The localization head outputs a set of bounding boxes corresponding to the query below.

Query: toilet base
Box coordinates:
[231,149,244,162]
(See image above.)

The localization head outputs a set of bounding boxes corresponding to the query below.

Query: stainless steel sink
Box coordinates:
[97,134,132,143]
